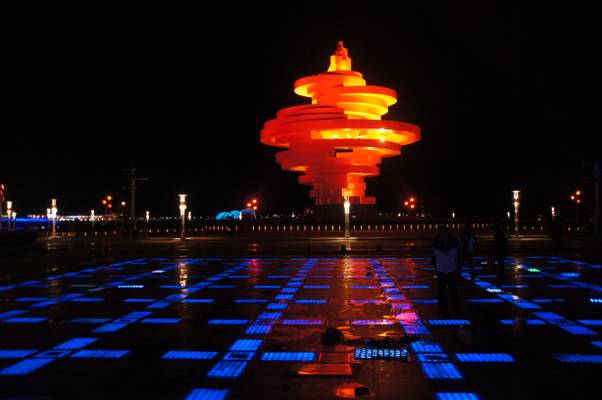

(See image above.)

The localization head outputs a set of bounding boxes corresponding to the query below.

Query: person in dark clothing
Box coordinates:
[432,226,462,314]
[459,224,477,281]
[491,224,508,280]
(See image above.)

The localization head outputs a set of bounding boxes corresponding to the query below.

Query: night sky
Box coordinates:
[1,3,600,219]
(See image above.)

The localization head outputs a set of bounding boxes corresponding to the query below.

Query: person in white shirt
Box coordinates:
[432,226,462,314]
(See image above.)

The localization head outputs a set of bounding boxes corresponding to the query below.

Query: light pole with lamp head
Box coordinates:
[179,194,187,240]
[512,190,520,235]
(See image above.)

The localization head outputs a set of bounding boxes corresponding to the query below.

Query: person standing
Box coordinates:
[432,226,462,314]
[492,224,508,280]
[460,223,477,281]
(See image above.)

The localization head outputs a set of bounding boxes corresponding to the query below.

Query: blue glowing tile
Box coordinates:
[71,297,104,302]
[549,284,578,288]
[428,319,470,326]
[351,285,380,289]
[412,299,438,304]
[455,353,514,362]
[208,319,248,325]
[0,350,37,358]
[560,272,580,278]
[183,299,215,303]
[234,299,269,303]
[576,320,602,326]
[93,323,128,333]
[590,298,602,303]
[416,353,450,362]
[117,285,144,289]
[185,388,229,400]
[304,285,330,289]
[410,341,443,353]
[281,319,324,325]
[161,285,188,289]
[436,393,480,400]
[387,295,407,300]
[71,349,129,358]
[532,299,565,303]
[229,339,263,352]
[257,312,282,320]
[560,325,597,335]
[275,294,295,300]
[207,361,248,378]
[34,349,72,359]
[0,285,18,292]
[125,298,156,303]
[208,285,235,289]
[163,351,218,360]
[402,285,430,289]
[0,358,55,375]
[420,363,463,379]
[354,348,408,360]
[591,341,602,349]
[267,303,288,310]
[499,319,545,325]
[54,338,97,350]
[254,285,281,289]
[281,288,298,293]
[3,317,47,323]
[229,275,250,279]
[245,324,272,335]
[70,318,110,324]
[126,311,153,318]
[140,318,181,324]
[267,275,291,279]
[260,352,316,361]
[351,319,395,325]
[15,297,48,302]
[286,282,303,286]
[223,351,255,361]
[295,299,327,304]
[402,324,431,335]
[499,285,528,289]
[553,354,602,363]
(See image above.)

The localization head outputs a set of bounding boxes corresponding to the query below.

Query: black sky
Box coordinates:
[1,2,601,219]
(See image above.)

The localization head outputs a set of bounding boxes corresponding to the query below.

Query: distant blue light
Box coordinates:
[125,298,156,303]
[71,349,129,358]
[304,285,330,289]
[275,294,295,300]
[402,324,431,335]
[245,324,272,335]
[207,361,248,378]
[281,319,324,325]
[455,353,514,362]
[295,299,327,304]
[257,312,282,320]
[54,338,97,350]
[229,339,263,352]
[412,299,438,304]
[402,285,430,289]
[468,299,504,303]
[0,350,37,358]
[416,353,450,362]
[354,348,408,360]
[254,285,281,289]
[0,358,55,375]
[162,351,218,360]
[351,285,379,289]
[590,298,602,303]
[266,303,288,310]
[234,299,269,303]
[3,317,47,323]
[560,325,597,335]
[70,318,111,324]
[118,285,144,289]
[185,388,230,400]
[351,319,395,325]
[15,297,48,302]
[553,354,602,363]
[208,319,248,325]
[140,318,181,324]
[208,285,235,289]
[499,319,545,325]
[591,341,602,349]
[411,341,443,353]
[421,363,463,379]
[34,349,72,359]
[71,297,104,302]
[428,319,470,326]
[260,352,316,361]
[436,393,480,400]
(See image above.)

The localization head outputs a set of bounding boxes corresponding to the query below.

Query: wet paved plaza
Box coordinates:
[1,256,601,399]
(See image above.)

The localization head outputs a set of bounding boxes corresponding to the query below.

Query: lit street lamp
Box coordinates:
[145,211,150,223]
[178,194,187,240]
[343,193,350,238]
[512,190,520,235]
[90,209,95,228]
[50,199,57,236]
[6,201,13,230]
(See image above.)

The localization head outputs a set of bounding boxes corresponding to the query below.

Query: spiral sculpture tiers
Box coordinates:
[260,42,421,205]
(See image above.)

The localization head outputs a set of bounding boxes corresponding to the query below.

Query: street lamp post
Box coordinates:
[343,193,350,238]
[7,201,13,230]
[90,209,95,229]
[179,194,187,240]
[50,199,57,236]
[512,190,520,235]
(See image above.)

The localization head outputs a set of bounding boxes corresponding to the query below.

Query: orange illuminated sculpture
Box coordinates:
[261,41,421,205]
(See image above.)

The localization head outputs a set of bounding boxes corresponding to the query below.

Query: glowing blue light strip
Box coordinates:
[185,388,230,400]
[3,317,47,323]
[416,353,450,362]
[70,318,111,324]
[499,319,545,325]
[0,358,55,375]
[162,351,218,360]
[54,338,97,350]
[436,393,480,400]
[354,348,408,360]
[70,349,129,358]
[125,298,156,303]
[420,363,463,379]
[266,303,288,310]
[591,341,602,349]
[229,339,263,352]
[0,350,37,358]
[182,299,215,303]
[257,312,282,320]
[140,318,181,324]
[281,319,324,325]
[351,319,395,325]
[235,299,269,303]
[410,341,443,353]
[206,361,248,378]
[245,324,272,335]
[553,354,602,363]
[455,353,514,362]
[260,352,316,361]
[208,319,248,325]
[428,320,470,326]
[294,299,327,304]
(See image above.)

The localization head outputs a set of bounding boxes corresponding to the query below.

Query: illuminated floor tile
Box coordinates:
[208,319,248,325]
[3,317,47,323]
[354,348,408,360]
[54,338,97,350]
[260,352,316,361]
[139,318,181,324]
[0,350,37,358]
[34,349,72,359]
[206,361,248,378]
[229,339,263,352]
[0,358,55,375]
[416,353,450,362]
[93,323,128,333]
[577,320,602,326]
[436,393,480,400]
[245,324,272,335]
[70,318,111,324]
[351,319,395,325]
[281,319,324,325]
[185,388,229,400]
[257,312,282,320]
[591,341,602,349]
[455,353,514,362]
[428,319,470,326]
[70,349,129,358]
[124,298,156,303]
[421,362,463,379]
[294,299,327,304]
[266,303,288,310]
[234,299,269,303]
[499,319,545,325]
[553,354,602,363]
[222,351,255,361]
[162,351,218,360]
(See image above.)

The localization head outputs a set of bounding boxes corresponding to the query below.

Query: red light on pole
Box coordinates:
[252,199,257,204]
[404,201,409,206]
[410,204,415,209]
[409,197,415,203]
[246,202,252,208]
